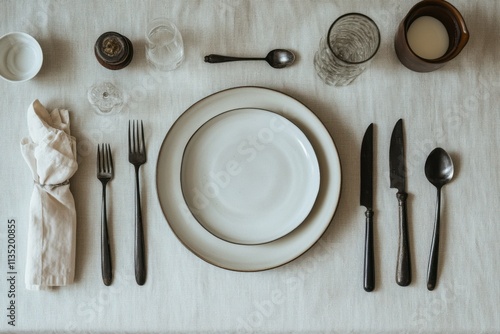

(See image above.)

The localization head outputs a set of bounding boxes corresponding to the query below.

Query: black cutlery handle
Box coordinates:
[427,189,442,291]
[396,191,411,286]
[134,166,146,286]
[364,209,375,292]
[101,186,112,286]
[204,54,262,63]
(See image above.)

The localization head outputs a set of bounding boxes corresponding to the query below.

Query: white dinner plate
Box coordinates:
[181,108,320,245]
[156,86,342,271]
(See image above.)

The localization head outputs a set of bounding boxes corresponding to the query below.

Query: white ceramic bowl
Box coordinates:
[0,32,43,82]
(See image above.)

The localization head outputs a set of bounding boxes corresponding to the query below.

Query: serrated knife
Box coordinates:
[360,123,374,292]
[389,119,411,286]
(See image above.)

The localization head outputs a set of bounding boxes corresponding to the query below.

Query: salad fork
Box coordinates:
[128,120,147,285]
[97,143,113,286]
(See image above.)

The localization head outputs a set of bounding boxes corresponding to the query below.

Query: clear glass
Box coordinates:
[314,13,380,86]
[145,18,184,71]
[87,82,123,115]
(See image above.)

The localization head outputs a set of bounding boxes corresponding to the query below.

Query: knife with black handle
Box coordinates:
[389,119,412,286]
[360,123,375,292]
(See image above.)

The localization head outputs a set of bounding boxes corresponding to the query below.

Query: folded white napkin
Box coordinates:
[20,100,78,290]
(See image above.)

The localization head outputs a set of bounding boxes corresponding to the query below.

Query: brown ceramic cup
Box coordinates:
[394,0,469,72]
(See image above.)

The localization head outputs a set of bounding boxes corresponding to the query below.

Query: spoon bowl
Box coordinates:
[264,49,295,68]
[425,148,454,189]
[204,49,296,69]
[424,147,454,291]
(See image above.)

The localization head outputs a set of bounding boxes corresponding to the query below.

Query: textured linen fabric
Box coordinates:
[20,100,78,290]
[0,0,499,333]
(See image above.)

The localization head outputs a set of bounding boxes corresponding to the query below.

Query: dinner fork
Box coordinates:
[128,120,147,285]
[97,143,113,286]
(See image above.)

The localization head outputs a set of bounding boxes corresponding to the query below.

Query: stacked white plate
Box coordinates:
[156,86,341,271]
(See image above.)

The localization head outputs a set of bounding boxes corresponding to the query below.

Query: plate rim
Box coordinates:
[155,85,342,272]
[180,107,321,245]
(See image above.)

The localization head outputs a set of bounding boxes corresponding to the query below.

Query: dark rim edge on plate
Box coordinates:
[155,85,343,272]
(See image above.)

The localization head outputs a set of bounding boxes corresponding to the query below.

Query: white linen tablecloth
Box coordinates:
[0,0,499,333]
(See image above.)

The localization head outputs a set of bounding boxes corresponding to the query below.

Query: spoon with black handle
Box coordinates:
[424,147,454,291]
[204,49,295,68]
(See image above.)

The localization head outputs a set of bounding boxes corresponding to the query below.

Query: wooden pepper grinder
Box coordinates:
[94,32,133,70]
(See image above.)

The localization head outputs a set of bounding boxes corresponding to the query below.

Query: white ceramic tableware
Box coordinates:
[181,108,320,245]
[156,87,342,271]
[0,32,43,82]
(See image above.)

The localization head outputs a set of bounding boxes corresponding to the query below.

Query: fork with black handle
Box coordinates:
[97,143,113,286]
[128,120,147,285]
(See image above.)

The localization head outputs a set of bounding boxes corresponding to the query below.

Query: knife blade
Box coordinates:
[360,123,375,292]
[389,119,411,286]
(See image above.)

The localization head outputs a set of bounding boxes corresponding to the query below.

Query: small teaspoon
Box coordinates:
[204,49,295,69]
[424,147,454,291]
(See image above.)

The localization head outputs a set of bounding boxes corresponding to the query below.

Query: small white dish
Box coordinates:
[0,32,43,82]
[181,108,320,245]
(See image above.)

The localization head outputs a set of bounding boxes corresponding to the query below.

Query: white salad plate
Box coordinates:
[181,108,320,245]
[156,86,341,271]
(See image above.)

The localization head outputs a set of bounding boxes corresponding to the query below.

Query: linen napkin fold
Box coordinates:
[20,100,78,290]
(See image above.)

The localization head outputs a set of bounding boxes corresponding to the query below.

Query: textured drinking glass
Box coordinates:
[87,82,124,115]
[314,13,380,86]
[145,18,184,71]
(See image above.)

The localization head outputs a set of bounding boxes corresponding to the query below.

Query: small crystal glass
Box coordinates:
[87,82,124,115]
[145,18,184,71]
[314,13,380,86]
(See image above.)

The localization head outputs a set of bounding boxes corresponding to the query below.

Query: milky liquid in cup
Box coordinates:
[146,25,184,71]
[407,16,449,59]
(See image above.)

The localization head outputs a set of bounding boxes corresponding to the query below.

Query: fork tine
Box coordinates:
[106,143,113,174]
[132,120,138,153]
[97,143,101,172]
[104,144,109,173]
[134,120,138,153]
[140,120,145,155]
[128,120,132,154]
[131,120,135,153]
